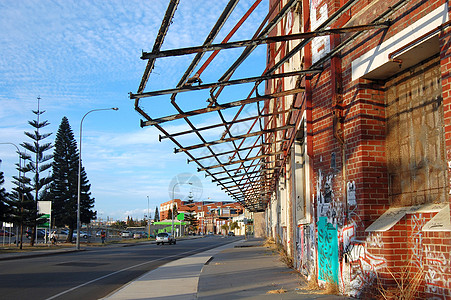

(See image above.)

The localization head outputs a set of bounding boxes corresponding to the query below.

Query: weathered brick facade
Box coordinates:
[265,0,451,298]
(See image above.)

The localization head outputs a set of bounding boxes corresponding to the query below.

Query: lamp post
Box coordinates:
[147,195,150,239]
[0,142,22,248]
[171,182,191,237]
[77,107,118,250]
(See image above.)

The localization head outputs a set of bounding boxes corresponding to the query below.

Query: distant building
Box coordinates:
[159,200,244,234]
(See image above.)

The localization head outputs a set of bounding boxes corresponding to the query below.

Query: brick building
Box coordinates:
[133,0,451,298]
[159,199,243,234]
[264,0,451,298]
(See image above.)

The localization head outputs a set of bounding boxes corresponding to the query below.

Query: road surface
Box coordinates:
[0,235,239,300]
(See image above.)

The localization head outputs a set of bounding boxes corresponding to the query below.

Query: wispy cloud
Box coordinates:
[0,0,267,220]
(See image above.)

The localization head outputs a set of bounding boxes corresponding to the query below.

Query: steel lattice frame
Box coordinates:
[131,0,409,211]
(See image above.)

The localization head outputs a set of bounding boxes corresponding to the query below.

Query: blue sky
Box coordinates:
[0,1,268,221]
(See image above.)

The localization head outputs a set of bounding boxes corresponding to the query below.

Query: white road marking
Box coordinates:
[45,244,215,300]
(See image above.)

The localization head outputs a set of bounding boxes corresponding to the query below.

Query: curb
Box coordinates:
[0,248,85,261]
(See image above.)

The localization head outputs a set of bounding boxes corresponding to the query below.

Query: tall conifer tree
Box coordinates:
[48,116,96,242]
[5,152,37,249]
[0,164,10,222]
[185,192,198,233]
[17,97,53,246]
[154,206,159,222]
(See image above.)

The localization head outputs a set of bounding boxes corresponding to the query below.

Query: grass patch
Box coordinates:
[267,288,287,294]
[306,276,321,290]
[324,278,339,295]
[263,237,294,268]
[377,260,424,300]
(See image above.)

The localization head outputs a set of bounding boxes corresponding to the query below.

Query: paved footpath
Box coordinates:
[103,238,352,300]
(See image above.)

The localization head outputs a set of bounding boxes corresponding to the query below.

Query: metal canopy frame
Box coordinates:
[132,0,404,211]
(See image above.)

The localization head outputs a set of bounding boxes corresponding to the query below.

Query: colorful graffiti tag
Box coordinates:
[317,216,339,283]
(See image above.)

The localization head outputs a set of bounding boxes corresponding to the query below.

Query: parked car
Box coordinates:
[26,229,46,239]
[156,232,176,245]
[228,231,235,236]
[57,229,70,241]
[121,231,132,238]
[133,231,148,239]
[0,229,15,237]
[73,230,91,239]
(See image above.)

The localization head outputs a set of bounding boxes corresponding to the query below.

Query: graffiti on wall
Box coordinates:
[310,0,330,64]
[424,245,450,299]
[297,224,316,277]
[347,181,356,206]
[411,214,425,268]
[339,180,387,297]
[343,238,387,297]
[317,216,339,283]
[316,170,344,226]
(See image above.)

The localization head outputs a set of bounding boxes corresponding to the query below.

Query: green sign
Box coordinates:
[38,213,50,228]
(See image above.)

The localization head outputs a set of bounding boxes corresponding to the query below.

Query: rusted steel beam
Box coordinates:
[222,178,268,190]
[166,1,249,199]
[195,0,263,77]
[175,125,294,153]
[220,173,270,186]
[198,0,298,177]
[266,0,364,75]
[167,1,248,198]
[198,151,284,172]
[212,168,265,181]
[211,166,279,181]
[142,22,389,60]
[131,69,319,99]
[136,106,250,201]
[188,143,270,163]
[137,0,179,94]
[311,0,411,70]
[141,88,303,127]
[161,108,296,142]
[209,165,262,178]
[176,0,239,88]
[215,0,299,85]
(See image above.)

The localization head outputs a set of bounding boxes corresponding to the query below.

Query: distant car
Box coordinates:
[57,229,70,241]
[228,231,235,236]
[156,232,176,245]
[1,229,15,237]
[133,231,147,239]
[121,231,132,238]
[26,229,45,239]
[73,230,91,239]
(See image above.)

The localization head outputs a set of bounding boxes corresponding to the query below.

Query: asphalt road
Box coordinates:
[0,235,240,300]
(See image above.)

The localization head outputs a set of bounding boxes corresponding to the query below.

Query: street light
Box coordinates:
[147,195,150,238]
[77,107,118,250]
[171,182,192,237]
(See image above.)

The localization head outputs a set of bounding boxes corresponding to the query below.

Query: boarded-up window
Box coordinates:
[386,57,446,206]
[293,120,310,224]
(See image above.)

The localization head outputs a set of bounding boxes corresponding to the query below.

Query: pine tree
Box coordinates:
[154,206,159,222]
[15,97,53,246]
[185,193,198,233]
[4,151,37,249]
[48,116,96,242]
[0,164,10,222]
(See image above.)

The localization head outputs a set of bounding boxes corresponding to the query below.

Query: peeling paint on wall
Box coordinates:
[297,224,316,277]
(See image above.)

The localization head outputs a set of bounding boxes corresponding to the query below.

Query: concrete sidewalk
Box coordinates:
[104,238,351,300]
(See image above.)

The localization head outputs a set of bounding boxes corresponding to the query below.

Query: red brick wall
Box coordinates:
[306,0,451,298]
